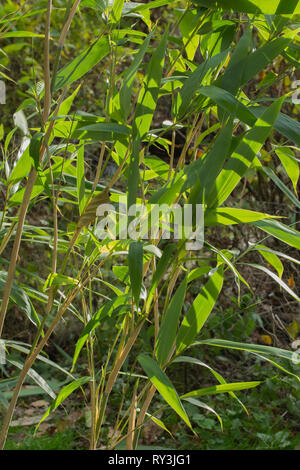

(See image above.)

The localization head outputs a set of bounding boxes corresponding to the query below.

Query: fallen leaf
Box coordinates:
[10,414,50,427]
[286,321,299,340]
[261,335,272,345]
[288,274,295,289]
[30,400,49,408]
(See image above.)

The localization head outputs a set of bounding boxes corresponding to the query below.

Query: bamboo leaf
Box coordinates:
[138,354,192,429]
[54,37,110,91]
[182,397,223,430]
[156,277,188,365]
[181,381,261,399]
[128,241,144,306]
[252,219,300,250]
[176,268,224,355]
[204,208,276,226]
[206,97,285,208]
[245,263,300,302]
[128,31,167,207]
[36,377,91,428]
[196,338,300,364]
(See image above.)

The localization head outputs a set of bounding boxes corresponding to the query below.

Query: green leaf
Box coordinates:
[36,377,91,428]
[196,338,300,363]
[128,30,167,207]
[260,165,300,210]
[245,263,300,302]
[176,267,224,355]
[54,37,110,91]
[206,96,285,208]
[252,219,300,250]
[221,25,252,96]
[77,122,131,136]
[138,354,192,429]
[174,355,249,413]
[109,0,125,23]
[184,120,234,198]
[8,146,31,185]
[198,86,256,126]
[275,147,299,196]
[145,412,174,439]
[8,360,56,400]
[118,33,152,121]
[253,245,300,266]
[156,277,188,366]
[128,241,144,306]
[182,397,223,430]
[256,245,284,279]
[0,271,40,327]
[77,142,86,215]
[227,37,290,88]
[175,50,228,119]
[251,107,300,148]
[146,243,176,311]
[5,340,75,379]
[182,381,261,399]
[1,31,44,38]
[204,208,276,226]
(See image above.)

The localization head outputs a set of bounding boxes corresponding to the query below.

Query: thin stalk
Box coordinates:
[132,384,156,449]
[0,255,107,449]
[126,381,138,450]
[51,0,81,92]
[0,168,37,335]
[43,0,52,124]
[94,318,145,444]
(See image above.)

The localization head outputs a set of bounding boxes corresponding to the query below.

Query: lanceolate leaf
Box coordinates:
[8,360,56,400]
[275,147,299,196]
[204,208,276,226]
[176,268,224,355]
[253,245,300,266]
[77,142,86,215]
[37,377,91,427]
[72,295,131,369]
[175,50,228,119]
[256,245,284,279]
[221,25,252,96]
[128,31,167,207]
[181,381,261,399]
[174,356,249,413]
[206,97,285,208]
[118,33,152,121]
[54,37,110,91]
[128,241,144,306]
[252,219,300,250]
[245,263,300,302]
[196,338,299,363]
[182,397,223,430]
[0,272,39,327]
[184,120,234,199]
[138,354,192,429]
[156,277,188,365]
[251,107,300,148]
[260,166,300,210]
